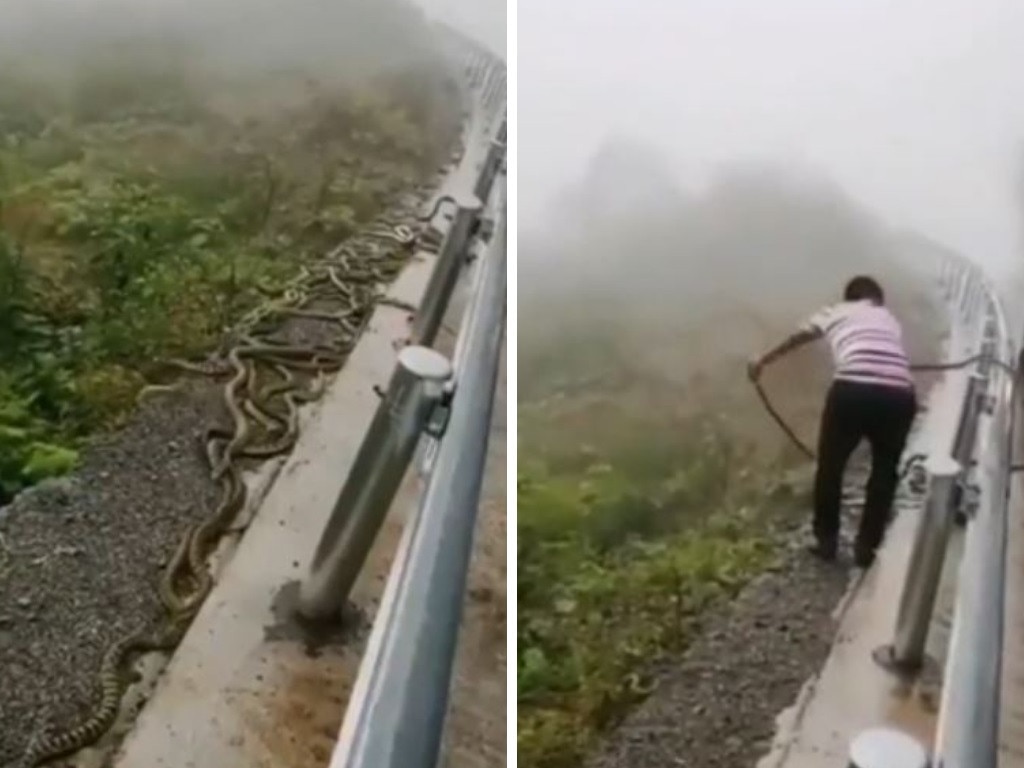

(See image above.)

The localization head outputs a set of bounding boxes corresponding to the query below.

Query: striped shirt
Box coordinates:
[800,300,914,390]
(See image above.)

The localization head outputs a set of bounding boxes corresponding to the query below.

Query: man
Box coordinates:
[748,275,917,567]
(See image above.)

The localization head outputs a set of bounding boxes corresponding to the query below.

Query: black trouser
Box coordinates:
[813,379,917,558]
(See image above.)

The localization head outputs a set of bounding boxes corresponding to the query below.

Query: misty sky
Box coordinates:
[520,0,1024,278]
[418,0,506,57]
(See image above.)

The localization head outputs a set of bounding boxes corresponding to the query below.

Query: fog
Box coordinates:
[0,0,461,93]
[418,0,506,57]
[520,0,1024,282]
[515,1,1024,448]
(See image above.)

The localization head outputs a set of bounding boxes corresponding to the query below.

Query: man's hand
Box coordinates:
[747,357,765,382]
[749,329,818,384]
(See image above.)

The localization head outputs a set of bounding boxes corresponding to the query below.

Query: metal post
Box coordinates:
[473,139,504,203]
[328,190,506,768]
[874,455,961,673]
[297,345,453,620]
[968,280,981,327]
[950,374,984,526]
[409,193,482,347]
[952,375,985,464]
[485,67,496,101]
[978,341,994,378]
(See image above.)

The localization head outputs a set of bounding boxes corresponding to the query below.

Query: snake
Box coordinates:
[417,193,456,223]
[15,620,188,768]
[19,199,442,766]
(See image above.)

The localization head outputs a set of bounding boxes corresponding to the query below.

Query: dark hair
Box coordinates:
[844,275,884,304]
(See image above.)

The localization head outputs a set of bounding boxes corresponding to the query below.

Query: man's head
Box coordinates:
[844,275,885,305]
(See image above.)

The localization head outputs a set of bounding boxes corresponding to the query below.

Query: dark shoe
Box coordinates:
[853,549,876,569]
[807,542,837,562]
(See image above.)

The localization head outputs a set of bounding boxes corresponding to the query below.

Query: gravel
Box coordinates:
[584,464,920,768]
[0,383,224,764]
[0,314,406,765]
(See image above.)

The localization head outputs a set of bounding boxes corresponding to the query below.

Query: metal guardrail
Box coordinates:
[857,255,1016,768]
[330,181,505,768]
[933,283,1013,768]
[293,30,506,768]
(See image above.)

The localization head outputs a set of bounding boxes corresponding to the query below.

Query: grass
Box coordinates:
[517,398,810,768]
[0,31,460,501]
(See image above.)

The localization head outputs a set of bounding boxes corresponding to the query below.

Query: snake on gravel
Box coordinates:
[18,191,440,766]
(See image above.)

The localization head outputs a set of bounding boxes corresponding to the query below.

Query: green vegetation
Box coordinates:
[517,391,809,768]
[0,20,459,501]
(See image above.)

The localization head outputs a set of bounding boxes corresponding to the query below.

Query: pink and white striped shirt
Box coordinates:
[800,300,914,390]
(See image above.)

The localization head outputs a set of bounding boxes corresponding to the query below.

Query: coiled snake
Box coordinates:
[14,185,443,767]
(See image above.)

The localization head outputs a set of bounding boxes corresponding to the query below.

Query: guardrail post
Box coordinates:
[408,192,482,347]
[960,277,973,318]
[951,373,985,526]
[297,346,453,620]
[953,374,986,462]
[474,138,506,203]
[873,455,961,673]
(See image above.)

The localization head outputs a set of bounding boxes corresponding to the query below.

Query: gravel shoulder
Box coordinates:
[583,544,852,768]
[583,465,909,768]
[0,384,223,763]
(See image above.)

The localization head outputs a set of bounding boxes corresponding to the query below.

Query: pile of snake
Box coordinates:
[14,164,463,767]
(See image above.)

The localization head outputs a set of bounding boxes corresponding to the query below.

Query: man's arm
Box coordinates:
[748,326,823,381]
